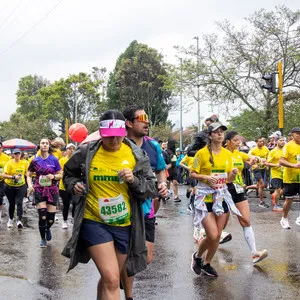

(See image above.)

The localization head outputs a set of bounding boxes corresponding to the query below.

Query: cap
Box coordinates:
[290,127,300,134]
[207,122,227,133]
[12,148,21,154]
[66,143,76,149]
[99,119,127,137]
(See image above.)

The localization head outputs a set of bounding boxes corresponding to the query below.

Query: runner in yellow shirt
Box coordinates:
[249,137,270,208]
[225,130,268,264]
[267,137,285,212]
[0,142,10,222]
[2,148,29,228]
[279,128,300,229]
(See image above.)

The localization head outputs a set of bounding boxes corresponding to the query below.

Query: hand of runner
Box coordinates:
[232,168,238,175]
[206,175,218,185]
[74,182,86,196]
[158,182,168,198]
[118,168,134,184]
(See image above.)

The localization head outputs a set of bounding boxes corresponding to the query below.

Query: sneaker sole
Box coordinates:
[295,220,300,226]
[219,234,232,244]
[190,253,201,275]
[40,245,47,248]
[201,269,218,277]
[253,251,268,264]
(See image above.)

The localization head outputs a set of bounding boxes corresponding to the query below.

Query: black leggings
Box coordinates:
[59,190,75,221]
[4,184,27,219]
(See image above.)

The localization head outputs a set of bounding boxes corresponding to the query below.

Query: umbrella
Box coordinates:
[2,138,37,150]
[81,130,101,144]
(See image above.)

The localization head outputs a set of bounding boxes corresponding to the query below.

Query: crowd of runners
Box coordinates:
[0,109,300,299]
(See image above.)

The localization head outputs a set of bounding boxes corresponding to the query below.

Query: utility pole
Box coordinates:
[179,58,183,150]
[193,36,201,131]
[278,62,284,135]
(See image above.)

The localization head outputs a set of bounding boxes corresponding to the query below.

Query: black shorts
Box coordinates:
[205,201,229,213]
[227,183,246,204]
[34,191,58,206]
[168,173,178,181]
[79,219,130,254]
[253,169,266,181]
[145,217,155,243]
[186,177,197,187]
[284,183,300,198]
[271,178,283,189]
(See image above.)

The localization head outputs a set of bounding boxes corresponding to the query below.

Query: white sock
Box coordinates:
[243,226,257,255]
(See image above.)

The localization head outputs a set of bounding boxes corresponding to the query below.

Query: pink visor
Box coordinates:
[99,119,127,137]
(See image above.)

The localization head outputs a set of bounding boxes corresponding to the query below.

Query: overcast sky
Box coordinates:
[0,0,298,128]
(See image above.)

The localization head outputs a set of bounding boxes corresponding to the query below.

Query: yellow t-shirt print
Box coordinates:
[84,143,136,226]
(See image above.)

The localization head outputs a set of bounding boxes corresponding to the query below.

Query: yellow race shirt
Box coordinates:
[232,150,248,186]
[84,143,136,226]
[249,146,269,169]
[281,140,300,183]
[0,152,10,182]
[4,159,29,187]
[180,155,194,169]
[59,156,69,190]
[267,147,283,179]
[191,146,233,202]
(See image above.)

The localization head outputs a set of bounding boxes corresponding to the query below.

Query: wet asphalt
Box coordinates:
[1,187,300,300]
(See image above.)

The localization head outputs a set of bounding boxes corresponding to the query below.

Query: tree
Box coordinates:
[107,40,174,126]
[176,6,300,136]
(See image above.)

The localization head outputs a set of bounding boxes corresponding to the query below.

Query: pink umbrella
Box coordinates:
[2,138,37,150]
[81,130,101,144]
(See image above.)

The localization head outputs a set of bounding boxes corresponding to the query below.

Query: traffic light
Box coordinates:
[262,73,277,93]
[60,120,65,134]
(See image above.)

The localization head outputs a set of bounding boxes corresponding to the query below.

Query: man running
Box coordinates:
[279,128,300,229]
[267,137,285,212]
[249,137,270,208]
[122,105,168,300]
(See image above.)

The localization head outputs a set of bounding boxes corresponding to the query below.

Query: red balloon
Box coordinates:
[68,123,88,143]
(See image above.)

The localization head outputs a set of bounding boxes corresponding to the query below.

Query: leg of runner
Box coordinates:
[281,197,293,229]
[46,203,56,241]
[173,179,181,202]
[15,185,26,228]
[4,186,16,227]
[236,200,268,264]
[60,189,71,229]
[89,242,127,299]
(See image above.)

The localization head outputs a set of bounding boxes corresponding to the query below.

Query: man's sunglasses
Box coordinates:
[133,114,149,123]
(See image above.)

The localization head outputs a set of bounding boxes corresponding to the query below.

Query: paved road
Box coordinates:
[1,187,300,299]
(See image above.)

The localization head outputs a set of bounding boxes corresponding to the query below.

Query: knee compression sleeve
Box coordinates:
[47,212,56,229]
[38,208,47,227]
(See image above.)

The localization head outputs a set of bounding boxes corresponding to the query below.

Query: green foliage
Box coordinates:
[149,124,173,142]
[107,40,174,126]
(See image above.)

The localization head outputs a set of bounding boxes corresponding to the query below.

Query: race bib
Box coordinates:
[99,194,129,224]
[211,172,227,190]
[233,183,244,194]
[39,175,52,187]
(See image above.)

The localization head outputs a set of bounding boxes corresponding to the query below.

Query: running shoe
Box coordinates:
[40,239,47,248]
[62,221,68,229]
[280,217,290,229]
[46,228,52,241]
[191,252,203,275]
[259,201,269,208]
[273,205,283,212]
[16,220,23,229]
[295,216,300,226]
[201,263,218,277]
[252,249,268,264]
[7,219,13,228]
[187,204,195,214]
[219,231,232,244]
[55,216,59,222]
[174,197,181,203]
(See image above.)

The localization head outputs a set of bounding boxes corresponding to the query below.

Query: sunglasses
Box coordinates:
[133,114,149,123]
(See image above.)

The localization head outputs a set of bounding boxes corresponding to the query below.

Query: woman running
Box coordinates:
[62,110,155,300]
[3,148,29,228]
[27,138,62,247]
[59,143,76,229]
[190,123,240,277]
[225,130,268,264]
